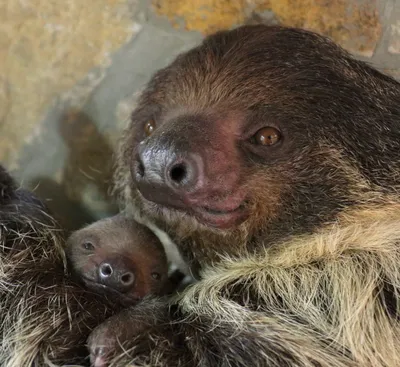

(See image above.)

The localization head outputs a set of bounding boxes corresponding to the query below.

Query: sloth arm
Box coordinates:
[89,209,399,366]
[90,262,356,367]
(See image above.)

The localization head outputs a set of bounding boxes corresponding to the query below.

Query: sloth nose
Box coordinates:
[133,143,202,193]
[98,257,135,293]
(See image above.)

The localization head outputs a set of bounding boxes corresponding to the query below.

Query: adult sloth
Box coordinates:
[92,24,399,366]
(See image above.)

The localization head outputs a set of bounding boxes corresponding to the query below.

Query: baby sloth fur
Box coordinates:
[0,166,135,367]
[66,214,170,308]
[0,165,182,367]
[94,25,400,366]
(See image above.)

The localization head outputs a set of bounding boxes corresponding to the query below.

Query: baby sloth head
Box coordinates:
[66,214,168,306]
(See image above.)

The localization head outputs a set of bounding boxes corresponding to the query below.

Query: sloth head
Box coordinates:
[117,25,400,267]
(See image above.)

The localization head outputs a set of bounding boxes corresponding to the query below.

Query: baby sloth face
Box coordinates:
[66,214,169,306]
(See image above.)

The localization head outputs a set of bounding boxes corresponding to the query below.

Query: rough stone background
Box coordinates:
[1,0,399,230]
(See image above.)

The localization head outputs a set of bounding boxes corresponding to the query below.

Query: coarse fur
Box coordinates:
[90,25,400,366]
[176,204,400,367]
[0,166,125,367]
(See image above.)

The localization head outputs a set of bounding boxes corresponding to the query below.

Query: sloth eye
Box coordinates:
[144,119,156,137]
[151,272,161,280]
[82,242,94,251]
[253,127,281,146]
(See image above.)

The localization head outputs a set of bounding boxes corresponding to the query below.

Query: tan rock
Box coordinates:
[153,0,382,57]
[0,0,140,167]
[389,20,400,55]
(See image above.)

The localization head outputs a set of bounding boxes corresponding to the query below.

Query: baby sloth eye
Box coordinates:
[253,127,281,146]
[151,272,161,280]
[144,119,156,137]
[82,242,95,251]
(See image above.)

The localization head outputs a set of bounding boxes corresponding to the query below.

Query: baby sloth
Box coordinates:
[66,214,169,307]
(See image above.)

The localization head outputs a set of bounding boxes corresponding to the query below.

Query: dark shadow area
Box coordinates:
[30,109,119,232]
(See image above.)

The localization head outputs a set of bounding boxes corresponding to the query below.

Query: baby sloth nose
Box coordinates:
[98,256,135,293]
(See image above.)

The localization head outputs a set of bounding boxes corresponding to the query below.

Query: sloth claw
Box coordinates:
[89,346,108,367]
[88,324,116,367]
[87,308,153,366]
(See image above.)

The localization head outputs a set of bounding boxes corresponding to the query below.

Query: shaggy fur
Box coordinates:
[89,25,400,366]
[0,166,124,367]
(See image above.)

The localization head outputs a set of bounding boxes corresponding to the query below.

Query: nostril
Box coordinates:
[120,272,135,286]
[136,159,145,178]
[169,163,187,184]
[99,263,113,278]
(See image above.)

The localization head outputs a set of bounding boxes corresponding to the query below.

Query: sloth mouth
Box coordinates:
[137,189,248,229]
[81,277,140,305]
[192,204,248,229]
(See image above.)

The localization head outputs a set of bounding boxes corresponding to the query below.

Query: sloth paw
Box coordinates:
[87,308,149,367]
[89,346,108,367]
[88,321,117,367]
[87,314,133,367]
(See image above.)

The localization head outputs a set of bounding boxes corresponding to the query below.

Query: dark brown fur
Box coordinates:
[88,25,400,366]
[116,24,400,270]
[3,24,400,366]
[0,165,125,366]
